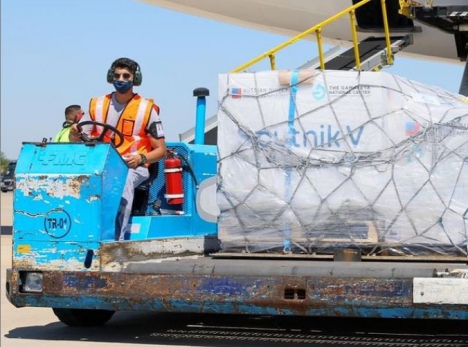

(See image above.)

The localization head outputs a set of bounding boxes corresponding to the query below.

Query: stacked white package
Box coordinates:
[217,70,468,256]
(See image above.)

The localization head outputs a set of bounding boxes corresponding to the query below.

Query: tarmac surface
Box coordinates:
[1,192,12,235]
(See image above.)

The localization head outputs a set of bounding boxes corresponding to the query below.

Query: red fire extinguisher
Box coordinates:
[164,151,184,205]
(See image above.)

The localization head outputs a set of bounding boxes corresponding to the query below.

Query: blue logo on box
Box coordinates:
[312,84,326,100]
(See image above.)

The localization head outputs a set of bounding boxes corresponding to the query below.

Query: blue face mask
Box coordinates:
[113,80,133,94]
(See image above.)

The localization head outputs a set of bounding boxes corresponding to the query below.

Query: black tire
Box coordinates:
[1,189,6,193]
[52,308,115,327]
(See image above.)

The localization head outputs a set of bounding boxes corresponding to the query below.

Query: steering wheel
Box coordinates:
[77,120,124,148]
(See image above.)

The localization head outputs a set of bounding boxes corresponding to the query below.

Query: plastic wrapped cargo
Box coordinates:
[217,69,468,256]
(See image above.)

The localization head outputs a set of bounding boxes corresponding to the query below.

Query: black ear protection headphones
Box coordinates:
[106,61,142,86]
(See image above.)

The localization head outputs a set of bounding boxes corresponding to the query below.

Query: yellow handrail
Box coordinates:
[349,10,361,70]
[381,0,394,66]
[231,0,393,73]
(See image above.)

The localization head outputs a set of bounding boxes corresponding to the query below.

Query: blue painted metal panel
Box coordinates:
[130,215,208,239]
[13,241,101,270]
[14,175,101,242]
[128,142,217,240]
[13,143,127,268]
[124,216,152,240]
[190,144,217,236]
[195,96,207,145]
[126,215,205,240]
[146,216,192,238]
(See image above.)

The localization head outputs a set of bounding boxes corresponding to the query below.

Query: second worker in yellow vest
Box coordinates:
[53,105,84,143]
[69,57,167,241]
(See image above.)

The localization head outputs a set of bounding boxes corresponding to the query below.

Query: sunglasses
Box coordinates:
[113,73,132,81]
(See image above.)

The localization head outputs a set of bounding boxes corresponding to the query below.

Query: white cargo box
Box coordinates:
[217,70,468,256]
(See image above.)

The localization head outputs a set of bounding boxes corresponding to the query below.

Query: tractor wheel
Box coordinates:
[52,308,115,327]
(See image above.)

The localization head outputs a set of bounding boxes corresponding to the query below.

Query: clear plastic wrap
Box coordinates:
[217,70,468,256]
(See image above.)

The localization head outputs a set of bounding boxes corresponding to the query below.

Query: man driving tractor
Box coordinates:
[69,57,167,241]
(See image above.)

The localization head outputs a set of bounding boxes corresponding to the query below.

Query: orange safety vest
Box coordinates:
[88,93,160,156]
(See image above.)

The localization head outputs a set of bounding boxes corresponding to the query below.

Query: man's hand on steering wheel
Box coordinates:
[70,120,124,148]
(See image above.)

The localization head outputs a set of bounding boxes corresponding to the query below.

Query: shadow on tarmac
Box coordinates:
[5,313,468,347]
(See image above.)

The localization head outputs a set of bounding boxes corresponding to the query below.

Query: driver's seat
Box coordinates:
[131,162,159,216]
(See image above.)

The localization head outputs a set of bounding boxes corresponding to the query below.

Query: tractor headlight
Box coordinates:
[22,272,43,293]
